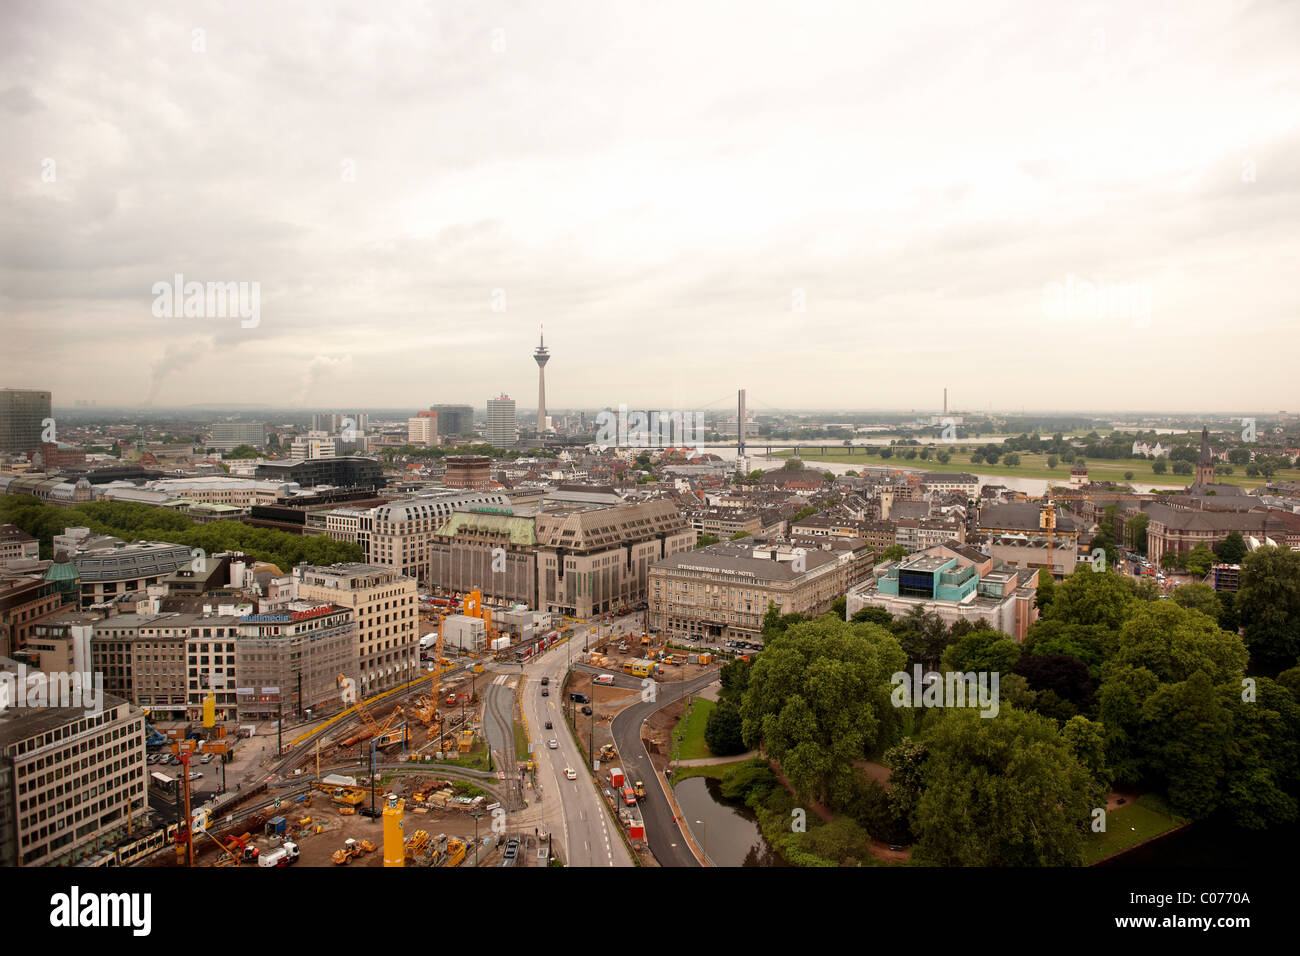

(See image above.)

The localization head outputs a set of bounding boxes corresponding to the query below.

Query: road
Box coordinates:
[610,670,719,867]
[520,623,640,868]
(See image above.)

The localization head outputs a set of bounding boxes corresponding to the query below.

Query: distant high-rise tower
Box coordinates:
[486,394,517,447]
[533,328,550,433]
[0,388,51,455]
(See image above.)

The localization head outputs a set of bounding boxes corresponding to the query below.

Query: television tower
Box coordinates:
[533,327,550,434]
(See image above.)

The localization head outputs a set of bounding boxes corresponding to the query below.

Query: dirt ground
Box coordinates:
[643,698,687,775]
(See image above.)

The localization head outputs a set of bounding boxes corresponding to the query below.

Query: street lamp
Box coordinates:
[695,818,708,864]
[470,809,483,867]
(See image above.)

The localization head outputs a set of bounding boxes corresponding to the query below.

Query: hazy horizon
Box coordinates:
[4,1,1298,411]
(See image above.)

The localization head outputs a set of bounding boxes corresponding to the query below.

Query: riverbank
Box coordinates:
[772,447,1298,492]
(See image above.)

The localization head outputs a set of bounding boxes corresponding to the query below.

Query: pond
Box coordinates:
[674,775,788,867]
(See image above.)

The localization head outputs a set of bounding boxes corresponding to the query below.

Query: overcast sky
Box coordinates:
[2,0,1298,414]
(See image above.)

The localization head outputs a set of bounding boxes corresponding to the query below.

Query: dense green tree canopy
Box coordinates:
[910,708,1099,866]
[1235,547,1300,675]
[740,617,906,805]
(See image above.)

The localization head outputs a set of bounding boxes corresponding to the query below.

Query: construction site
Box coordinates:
[125,589,517,867]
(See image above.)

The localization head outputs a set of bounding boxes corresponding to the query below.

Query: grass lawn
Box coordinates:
[670,757,760,786]
[773,448,1300,491]
[513,720,529,762]
[1081,797,1186,864]
[671,698,716,761]
[418,742,493,772]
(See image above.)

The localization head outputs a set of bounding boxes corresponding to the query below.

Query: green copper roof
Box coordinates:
[435,511,537,545]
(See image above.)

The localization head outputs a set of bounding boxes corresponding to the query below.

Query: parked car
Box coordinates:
[200,753,214,764]
[581,705,593,716]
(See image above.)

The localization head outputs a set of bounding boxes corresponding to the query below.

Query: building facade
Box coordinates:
[429,510,539,607]
[649,540,852,641]
[535,499,694,617]
[846,542,1039,641]
[0,389,52,456]
[430,405,475,438]
[0,525,39,566]
[290,434,337,459]
[407,411,438,447]
[485,395,516,447]
[234,604,360,719]
[70,541,193,609]
[443,455,492,489]
[254,457,382,490]
[366,492,510,585]
[0,695,147,867]
[208,422,267,451]
[294,564,418,695]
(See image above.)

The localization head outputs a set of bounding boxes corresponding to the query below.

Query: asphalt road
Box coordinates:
[521,631,635,868]
[609,670,718,868]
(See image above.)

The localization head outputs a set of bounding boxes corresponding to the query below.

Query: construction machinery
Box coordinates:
[331,838,365,865]
[598,743,617,763]
[404,829,431,859]
[314,783,367,806]
[205,828,256,867]
[444,836,467,867]
[633,780,647,800]
[336,679,407,748]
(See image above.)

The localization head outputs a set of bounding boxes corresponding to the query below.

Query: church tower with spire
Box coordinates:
[1195,426,1215,487]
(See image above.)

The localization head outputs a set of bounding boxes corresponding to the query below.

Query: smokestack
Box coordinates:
[944,388,947,416]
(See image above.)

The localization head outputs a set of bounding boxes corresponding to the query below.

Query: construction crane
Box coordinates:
[162,735,231,867]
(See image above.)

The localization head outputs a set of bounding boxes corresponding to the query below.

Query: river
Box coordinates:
[673,775,788,867]
[704,444,1187,496]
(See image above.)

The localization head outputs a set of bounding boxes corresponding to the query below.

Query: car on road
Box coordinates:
[548,738,558,749]
[200,753,214,764]
[188,772,202,781]
[541,687,548,696]
[594,673,615,685]
[564,768,577,780]
[621,787,637,806]
[544,721,552,729]
[541,676,549,685]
